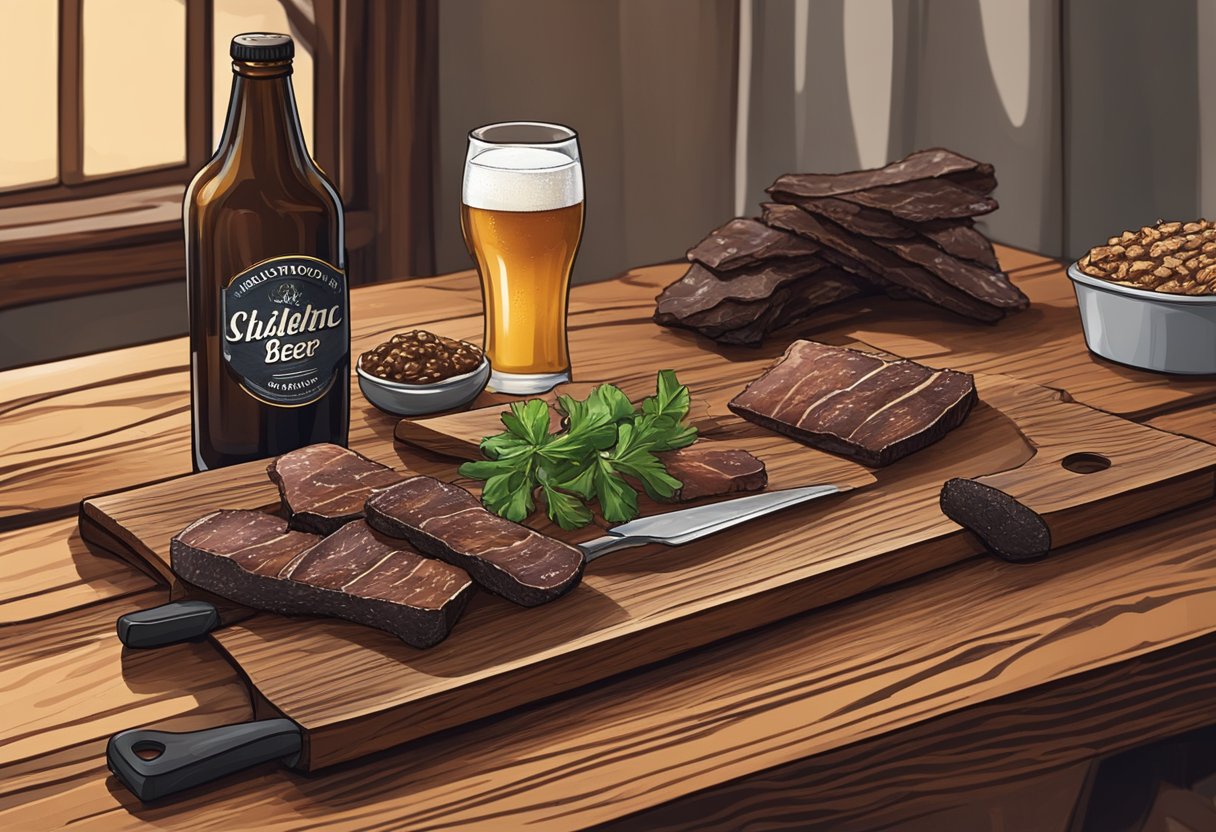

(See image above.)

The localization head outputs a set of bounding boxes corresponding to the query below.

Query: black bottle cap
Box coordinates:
[230,33,294,62]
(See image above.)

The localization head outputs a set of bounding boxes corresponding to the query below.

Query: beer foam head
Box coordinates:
[463,147,583,212]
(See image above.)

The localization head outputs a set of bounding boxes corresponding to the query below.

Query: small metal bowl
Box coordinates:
[1067,262,1216,374]
[357,357,491,416]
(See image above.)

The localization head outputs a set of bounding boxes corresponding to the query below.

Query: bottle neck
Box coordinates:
[216,61,310,168]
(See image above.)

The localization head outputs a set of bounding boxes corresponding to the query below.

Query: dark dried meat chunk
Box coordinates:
[762,203,1004,321]
[365,477,585,607]
[712,270,868,345]
[837,178,998,222]
[873,237,1026,309]
[686,217,820,271]
[268,444,404,535]
[939,478,1052,563]
[767,148,988,199]
[170,512,473,648]
[919,221,1000,270]
[657,444,768,500]
[655,260,822,325]
[775,194,912,238]
[728,340,977,467]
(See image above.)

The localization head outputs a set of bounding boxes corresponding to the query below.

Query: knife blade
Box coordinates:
[579,484,848,562]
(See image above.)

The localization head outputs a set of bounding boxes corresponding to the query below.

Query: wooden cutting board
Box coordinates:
[81,367,1216,771]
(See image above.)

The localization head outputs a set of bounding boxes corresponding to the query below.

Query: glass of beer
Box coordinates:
[461,122,585,394]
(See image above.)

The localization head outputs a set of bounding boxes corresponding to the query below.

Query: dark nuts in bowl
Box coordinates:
[357,331,490,416]
[359,330,485,383]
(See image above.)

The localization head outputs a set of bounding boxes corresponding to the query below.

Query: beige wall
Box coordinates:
[10,0,1216,368]
[433,0,738,283]
[1065,0,1200,256]
[741,0,1063,256]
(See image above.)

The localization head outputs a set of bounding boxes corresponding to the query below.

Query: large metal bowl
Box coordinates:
[1066,262,1216,374]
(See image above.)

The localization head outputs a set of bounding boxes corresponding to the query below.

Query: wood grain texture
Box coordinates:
[2,238,1216,817]
[846,257,1216,421]
[408,370,1216,557]
[965,381,1216,548]
[598,635,1216,832]
[0,517,155,624]
[0,272,484,527]
[82,372,1216,770]
[0,238,184,312]
[5,245,1215,527]
[396,382,725,458]
[0,590,251,799]
[0,185,180,260]
[1147,404,1216,446]
[13,505,1216,830]
[0,186,185,310]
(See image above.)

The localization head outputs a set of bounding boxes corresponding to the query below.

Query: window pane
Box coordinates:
[82,0,186,176]
[212,0,315,155]
[0,0,58,189]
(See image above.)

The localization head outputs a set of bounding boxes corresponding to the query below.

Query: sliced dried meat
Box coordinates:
[280,520,474,646]
[655,260,822,324]
[947,164,998,194]
[172,510,320,580]
[655,264,865,345]
[762,203,1004,321]
[779,196,1002,274]
[838,178,997,222]
[767,148,986,198]
[365,477,585,607]
[728,341,977,467]
[712,270,868,345]
[658,444,767,500]
[686,217,820,271]
[873,237,1027,309]
[269,443,405,535]
[170,512,473,648]
[919,221,1000,270]
[777,195,912,239]
[763,202,1018,307]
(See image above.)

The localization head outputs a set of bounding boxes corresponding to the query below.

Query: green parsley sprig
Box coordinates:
[458,370,697,530]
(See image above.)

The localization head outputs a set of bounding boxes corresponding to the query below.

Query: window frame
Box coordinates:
[0,0,439,315]
[0,0,213,210]
[0,0,347,311]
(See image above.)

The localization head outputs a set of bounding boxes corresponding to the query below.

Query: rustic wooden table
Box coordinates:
[3,245,1216,831]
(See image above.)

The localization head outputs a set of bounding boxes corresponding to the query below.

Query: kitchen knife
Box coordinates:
[115,484,849,649]
[577,483,847,560]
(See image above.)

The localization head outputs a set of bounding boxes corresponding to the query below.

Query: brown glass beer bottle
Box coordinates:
[186,33,348,471]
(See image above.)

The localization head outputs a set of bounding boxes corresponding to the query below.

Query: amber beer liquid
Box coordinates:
[461,123,584,394]
[185,34,348,471]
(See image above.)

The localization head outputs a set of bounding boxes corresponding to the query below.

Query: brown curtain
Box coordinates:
[338,0,439,284]
[430,0,739,284]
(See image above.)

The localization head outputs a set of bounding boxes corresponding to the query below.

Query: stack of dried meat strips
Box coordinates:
[654,148,1028,345]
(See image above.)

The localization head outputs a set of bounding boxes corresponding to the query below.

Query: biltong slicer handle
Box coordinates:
[107,719,302,802]
[117,600,220,648]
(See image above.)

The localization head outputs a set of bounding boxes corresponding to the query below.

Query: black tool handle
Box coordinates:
[939,478,1052,563]
[107,718,302,802]
[116,600,220,648]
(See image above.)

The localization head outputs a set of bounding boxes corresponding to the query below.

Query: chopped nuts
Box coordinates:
[358,330,484,384]
[1079,218,1216,295]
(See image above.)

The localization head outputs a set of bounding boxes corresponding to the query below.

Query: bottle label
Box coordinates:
[221,255,348,406]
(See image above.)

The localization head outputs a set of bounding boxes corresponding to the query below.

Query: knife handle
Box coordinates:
[940,478,1051,563]
[107,719,301,802]
[581,535,647,563]
[117,601,220,649]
